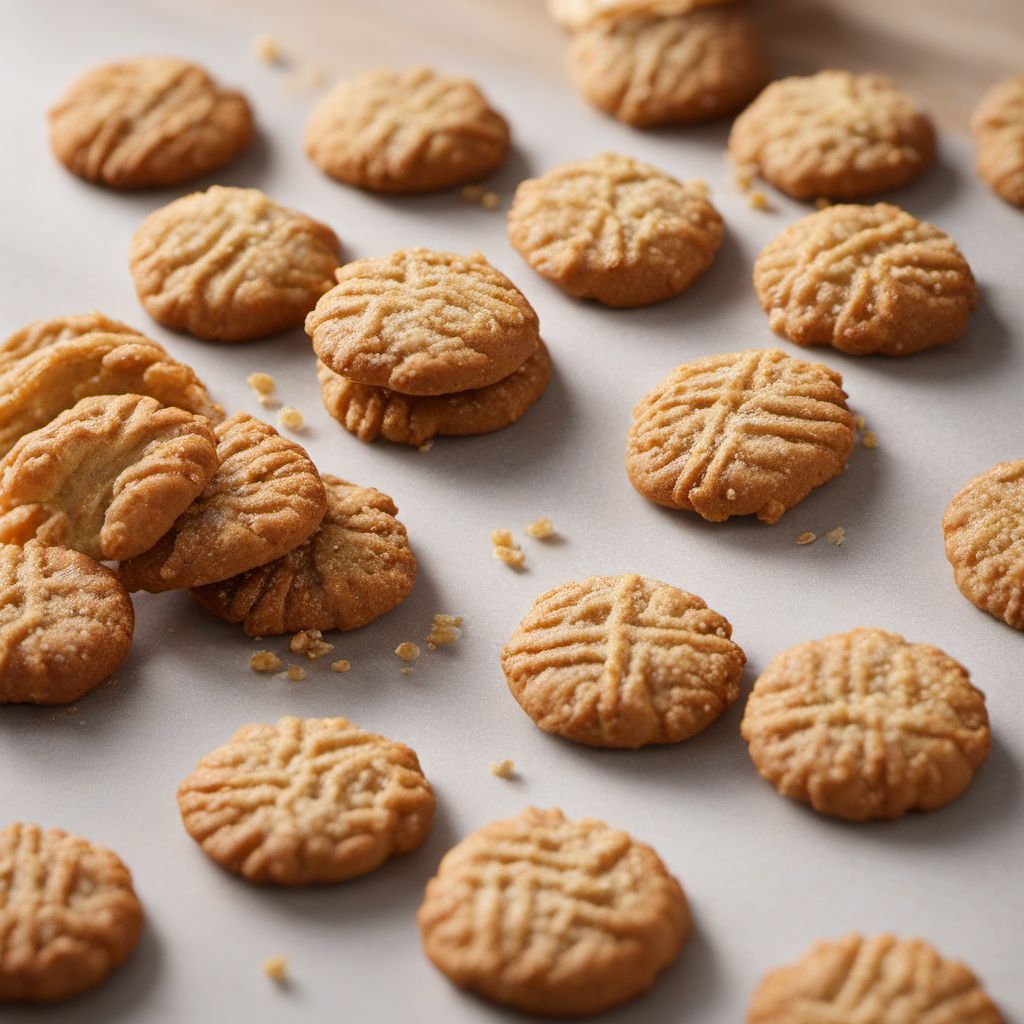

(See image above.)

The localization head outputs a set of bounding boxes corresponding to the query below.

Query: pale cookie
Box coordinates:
[130,186,342,342]
[740,628,991,821]
[0,542,134,704]
[754,203,977,356]
[502,574,745,748]
[178,715,435,885]
[316,339,551,445]
[0,394,219,562]
[728,71,936,200]
[748,933,1005,1024]
[0,311,139,369]
[507,153,724,307]
[943,460,1024,630]
[627,349,855,523]
[191,475,415,636]
[569,8,771,127]
[305,66,509,193]
[0,822,143,1003]
[49,56,253,189]
[118,414,326,592]
[306,248,540,395]
[418,807,690,1016]
[549,0,730,30]
[971,76,1024,207]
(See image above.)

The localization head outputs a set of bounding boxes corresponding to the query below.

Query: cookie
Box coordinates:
[418,807,690,1016]
[316,339,551,446]
[0,394,219,562]
[971,76,1024,207]
[0,822,143,1003]
[740,628,991,821]
[305,66,509,193]
[549,0,730,30]
[118,414,326,592]
[501,574,745,748]
[306,248,540,395]
[748,933,1005,1024]
[130,186,341,342]
[754,203,977,356]
[0,541,134,704]
[943,460,1024,630]
[627,349,855,523]
[48,56,253,189]
[728,71,936,200]
[191,475,415,636]
[178,715,435,885]
[0,311,139,369]
[507,153,724,307]
[569,8,771,127]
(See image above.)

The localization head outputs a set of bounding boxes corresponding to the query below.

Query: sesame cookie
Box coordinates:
[943,461,1024,630]
[741,628,991,821]
[728,71,936,200]
[627,349,855,523]
[130,186,341,342]
[118,414,326,592]
[0,822,143,1002]
[502,574,745,748]
[0,394,219,562]
[48,56,253,189]
[0,311,139,369]
[754,203,977,356]
[549,0,730,30]
[748,934,1005,1024]
[306,248,540,395]
[191,475,415,636]
[305,66,509,193]
[508,153,724,307]
[0,542,133,704]
[178,715,434,885]
[971,76,1024,207]
[418,807,690,1016]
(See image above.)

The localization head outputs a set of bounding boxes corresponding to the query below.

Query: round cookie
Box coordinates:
[418,807,690,1016]
[190,475,415,636]
[754,203,977,356]
[741,628,991,821]
[0,311,140,369]
[502,574,746,748]
[130,186,341,342]
[316,339,551,446]
[305,66,509,193]
[118,414,327,592]
[971,76,1024,207]
[728,70,936,200]
[507,153,724,307]
[178,715,435,885]
[306,248,539,395]
[549,0,731,30]
[0,822,143,1003]
[943,460,1024,630]
[0,542,134,705]
[627,348,855,523]
[748,933,1005,1024]
[0,393,219,562]
[48,56,253,189]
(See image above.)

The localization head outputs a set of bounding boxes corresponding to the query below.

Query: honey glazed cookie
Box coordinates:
[971,76,1024,207]
[0,311,140,370]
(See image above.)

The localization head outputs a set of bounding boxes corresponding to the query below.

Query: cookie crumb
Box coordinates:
[290,629,334,659]
[400,666,414,677]
[730,159,756,193]
[489,758,516,780]
[250,651,284,673]
[329,658,351,673]
[65,705,79,717]
[726,488,737,501]
[747,189,773,212]
[426,614,463,650]
[815,197,832,210]
[796,531,817,545]
[481,191,500,210]
[262,955,288,983]
[277,406,304,431]
[826,526,846,546]
[461,184,483,202]
[861,430,879,449]
[247,372,276,404]
[494,545,525,567]
[853,414,866,429]
[418,439,434,453]
[525,516,555,539]
[395,641,420,663]
[251,33,282,64]
[490,528,514,547]
[286,665,306,682]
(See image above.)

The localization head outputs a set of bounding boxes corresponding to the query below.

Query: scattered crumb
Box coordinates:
[796,531,817,545]
[493,545,526,567]
[262,955,288,983]
[489,759,516,780]
[461,184,483,202]
[426,614,463,650]
[277,406,304,431]
[525,516,555,540]
[861,430,879,449]
[815,197,831,210]
[247,372,275,398]
[729,159,756,193]
[490,528,514,547]
[400,667,414,677]
[481,191,500,210]
[290,629,334,660]
[330,659,351,673]
[250,651,284,673]
[747,189,773,212]
[726,488,737,501]
[826,526,846,546]
[65,706,79,717]
[418,439,434,453]
[687,177,710,196]
[251,32,282,64]
[395,641,421,663]
[286,665,306,682]
[853,414,866,429]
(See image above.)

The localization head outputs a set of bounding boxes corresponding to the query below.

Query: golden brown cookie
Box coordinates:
[0,394,219,562]
[627,349,855,523]
[501,574,745,748]
[748,933,1005,1024]
[507,153,724,307]
[305,66,509,193]
[418,807,690,1016]
[306,248,540,395]
[118,414,326,592]
[0,311,139,369]
[741,628,991,821]
[754,203,977,356]
[549,0,730,29]
[130,186,341,342]
[0,822,143,1003]
[48,56,253,189]
[178,715,435,885]
[0,541,134,704]
[971,76,1024,207]
[728,71,936,200]
[943,460,1024,630]
[191,475,415,636]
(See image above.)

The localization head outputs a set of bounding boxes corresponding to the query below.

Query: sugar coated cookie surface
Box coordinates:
[549,0,730,30]
[0,312,140,370]
[971,76,1024,206]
